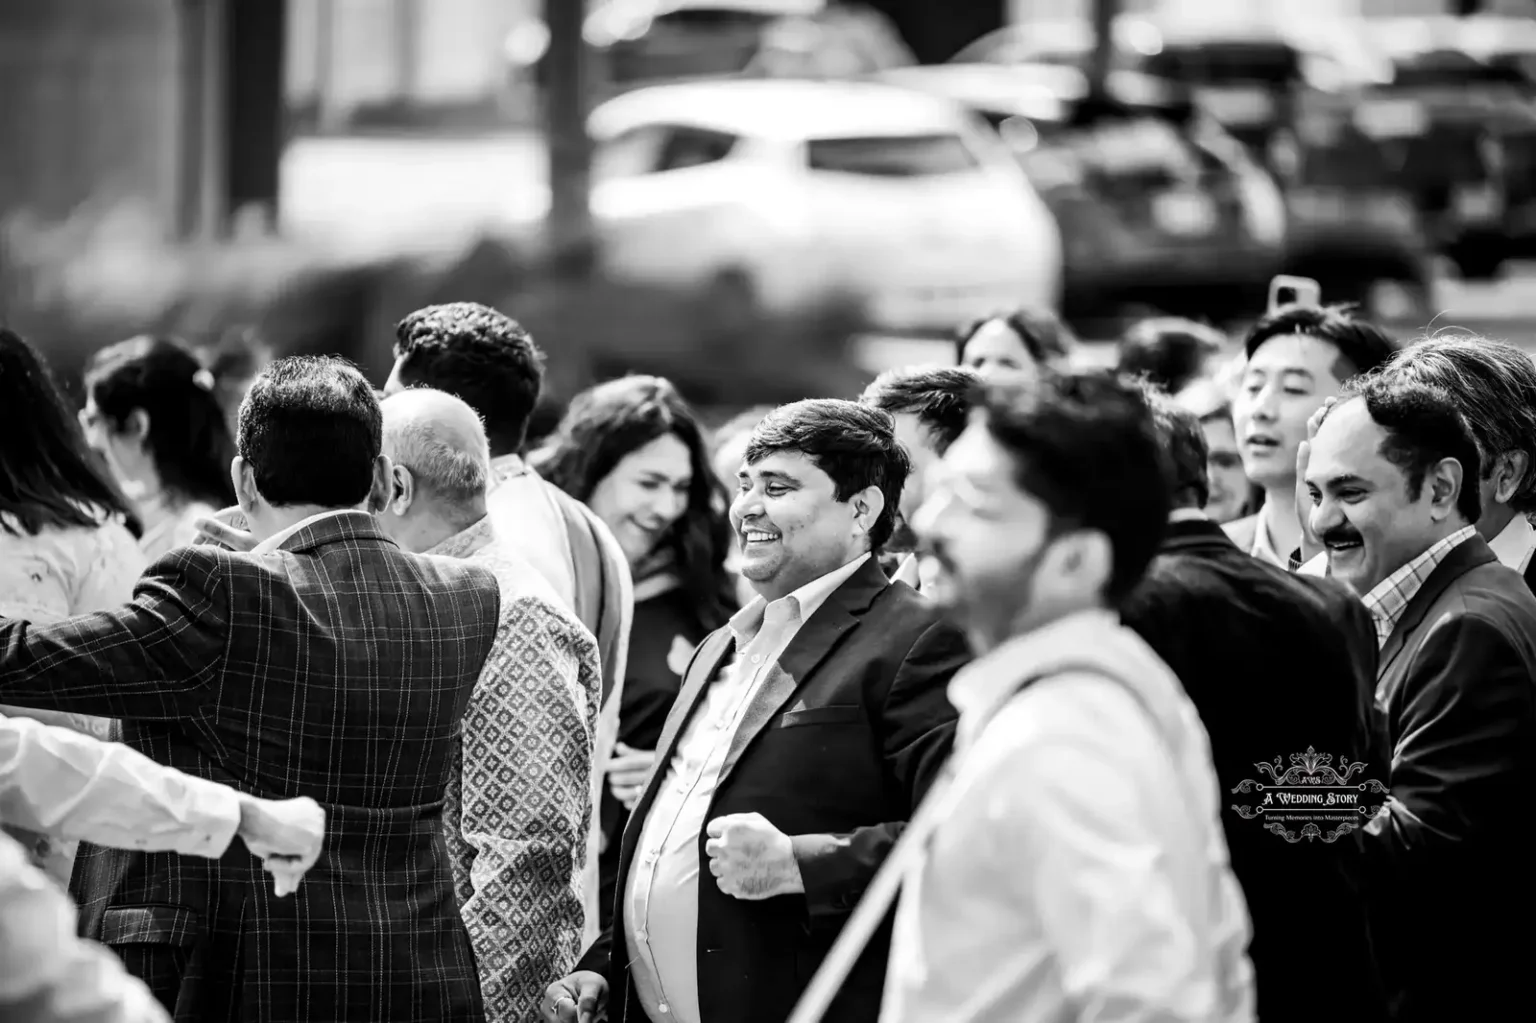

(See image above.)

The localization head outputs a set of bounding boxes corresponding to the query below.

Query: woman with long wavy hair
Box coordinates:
[0,327,146,883]
[535,374,736,928]
[79,334,236,561]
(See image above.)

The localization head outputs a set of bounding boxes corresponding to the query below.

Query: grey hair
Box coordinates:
[1389,334,1536,514]
[383,405,491,509]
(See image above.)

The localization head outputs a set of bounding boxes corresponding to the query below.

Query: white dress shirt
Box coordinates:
[882,609,1254,1023]
[624,554,870,1023]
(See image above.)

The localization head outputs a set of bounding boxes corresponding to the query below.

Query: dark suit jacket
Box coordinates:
[0,511,500,1023]
[1365,535,1536,1023]
[1120,518,1387,1022]
[576,557,968,1023]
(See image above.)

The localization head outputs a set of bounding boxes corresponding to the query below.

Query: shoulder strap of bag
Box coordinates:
[785,661,1176,1023]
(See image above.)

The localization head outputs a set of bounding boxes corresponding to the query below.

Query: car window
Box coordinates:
[805,134,980,177]
[655,126,740,172]
[594,125,670,181]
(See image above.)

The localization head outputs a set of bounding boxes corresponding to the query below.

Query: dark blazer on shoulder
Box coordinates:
[1120,516,1387,1022]
[1365,535,1536,1023]
[577,557,969,1023]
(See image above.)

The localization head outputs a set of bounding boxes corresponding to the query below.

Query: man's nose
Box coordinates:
[1250,388,1280,423]
[1309,495,1342,539]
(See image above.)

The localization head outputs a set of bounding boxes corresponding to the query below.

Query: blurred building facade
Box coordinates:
[1011,0,1535,20]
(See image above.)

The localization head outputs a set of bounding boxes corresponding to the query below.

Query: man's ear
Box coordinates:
[1428,456,1466,521]
[124,408,151,444]
[370,455,401,515]
[851,484,886,538]
[1492,450,1530,506]
[232,456,259,516]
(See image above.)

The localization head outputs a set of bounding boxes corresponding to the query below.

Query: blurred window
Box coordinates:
[805,134,979,177]
[594,125,671,180]
[1147,44,1301,86]
[654,126,740,171]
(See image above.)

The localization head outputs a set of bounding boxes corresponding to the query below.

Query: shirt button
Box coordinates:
[751,654,762,664]
[659,1004,670,1015]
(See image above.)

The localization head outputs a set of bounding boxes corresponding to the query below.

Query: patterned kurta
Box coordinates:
[429,518,602,1023]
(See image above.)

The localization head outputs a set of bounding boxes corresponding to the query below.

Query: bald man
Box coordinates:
[376,389,604,1023]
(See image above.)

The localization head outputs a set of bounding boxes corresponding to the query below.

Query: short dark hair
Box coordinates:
[979,370,1170,603]
[1139,383,1210,510]
[859,366,980,454]
[1117,317,1227,394]
[1388,333,1536,514]
[392,303,545,456]
[85,335,236,509]
[1326,373,1483,524]
[744,399,910,552]
[237,356,382,508]
[1244,304,1399,380]
[956,308,1076,367]
[0,328,141,539]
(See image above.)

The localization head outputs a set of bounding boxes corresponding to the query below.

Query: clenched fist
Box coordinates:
[703,812,802,901]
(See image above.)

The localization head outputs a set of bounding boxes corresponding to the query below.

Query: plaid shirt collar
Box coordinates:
[1361,525,1478,648]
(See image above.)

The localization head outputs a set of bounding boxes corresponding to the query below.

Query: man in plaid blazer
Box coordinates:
[0,357,501,1022]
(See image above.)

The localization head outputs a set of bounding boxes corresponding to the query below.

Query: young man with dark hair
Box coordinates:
[859,366,980,592]
[888,371,1253,1022]
[385,303,632,946]
[545,399,969,1023]
[1228,304,1399,567]
[1122,388,1386,1022]
[1305,374,1536,1023]
[0,356,503,1022]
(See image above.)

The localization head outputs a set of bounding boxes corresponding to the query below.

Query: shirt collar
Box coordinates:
[1168,508,1208,524]
[424,516,496,560]
[890,552,923,590]
[1249,503,1287,568]
[490,453,529,484]
[948,607,1120,746]
[252,510,357,555]
[728,553,871,644]
[1487,512,1536,572]
[1360,525,1478,647]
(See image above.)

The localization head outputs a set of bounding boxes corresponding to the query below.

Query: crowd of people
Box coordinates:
[0,289,1533,1023]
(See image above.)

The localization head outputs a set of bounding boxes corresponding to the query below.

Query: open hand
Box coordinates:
[194,507,257,552]
[606,743,656,810]
[1293,399,1336,566]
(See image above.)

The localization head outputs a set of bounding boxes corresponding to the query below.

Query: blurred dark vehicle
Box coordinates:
[951,20,1431,321]
[875,62,1285,330]
[512,0,915,99]
[1363,16,1536,279]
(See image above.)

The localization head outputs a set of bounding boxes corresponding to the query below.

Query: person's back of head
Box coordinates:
[1387,333,1536,518]
[378,389,492,548]
[859,365,980,457]
[1117,317,1228,395]
[1137,382,1211,513]
[388,302,545,459]
[235,355,384,521]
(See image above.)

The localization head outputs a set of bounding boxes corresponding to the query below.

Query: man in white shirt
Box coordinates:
[1295,333,1536,582]
[859,365,980,598]
[889,370,1254,1023]
[543,400,969,1023]
[1,713,324,1023]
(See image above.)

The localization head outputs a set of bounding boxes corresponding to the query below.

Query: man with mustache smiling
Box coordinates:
[1303,373,1536,1023]
[544,400,968,1023]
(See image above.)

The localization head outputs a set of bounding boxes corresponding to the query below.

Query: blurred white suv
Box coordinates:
[582,78,1064,334]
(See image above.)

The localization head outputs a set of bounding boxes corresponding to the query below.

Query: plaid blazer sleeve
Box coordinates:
[0,547,228,719]
[456,594,600,1023]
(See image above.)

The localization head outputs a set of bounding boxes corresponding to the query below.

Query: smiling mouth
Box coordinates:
[742,529,780,547]
[1325,539,1364,554]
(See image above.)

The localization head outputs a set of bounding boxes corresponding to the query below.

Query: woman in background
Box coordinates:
[536,375,736,927]
[80,335,236,561]
[0,328,146,884]
[956,307,1078,380]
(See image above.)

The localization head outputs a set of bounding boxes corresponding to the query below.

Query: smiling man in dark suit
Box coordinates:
[543,399,969,1023]
[0,356,501,1022]
[1304,373,1536,1023]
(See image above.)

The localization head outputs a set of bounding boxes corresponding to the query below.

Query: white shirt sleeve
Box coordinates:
[0,714,241,859]
[1013,685,1223,1022]
[0,832,170,1022]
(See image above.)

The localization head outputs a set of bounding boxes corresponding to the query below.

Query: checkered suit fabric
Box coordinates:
[0,511,501,1022]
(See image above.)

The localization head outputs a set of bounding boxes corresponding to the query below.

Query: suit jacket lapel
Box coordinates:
[1378,536,1498,686]
[714,558,888,786]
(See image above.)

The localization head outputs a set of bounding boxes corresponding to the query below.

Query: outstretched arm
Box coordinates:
[0,549,229,720]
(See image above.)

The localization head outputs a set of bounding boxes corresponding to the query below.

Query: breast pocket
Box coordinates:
[776,705,864,729]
